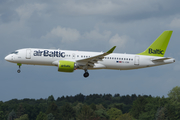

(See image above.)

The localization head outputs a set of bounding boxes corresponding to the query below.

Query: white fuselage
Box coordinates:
[5,48,175,70]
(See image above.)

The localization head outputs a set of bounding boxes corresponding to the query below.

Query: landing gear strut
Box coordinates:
[17,63,22,73]
[83,70,89,78]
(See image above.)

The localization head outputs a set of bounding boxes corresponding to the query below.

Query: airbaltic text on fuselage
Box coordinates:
[33,50,65,57]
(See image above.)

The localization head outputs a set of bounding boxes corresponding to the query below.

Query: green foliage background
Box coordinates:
[1,86,180,120]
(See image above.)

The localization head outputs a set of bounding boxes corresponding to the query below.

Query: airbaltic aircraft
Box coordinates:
[5,31,175,78]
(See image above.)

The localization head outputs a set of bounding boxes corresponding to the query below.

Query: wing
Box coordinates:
[76,46,116,68]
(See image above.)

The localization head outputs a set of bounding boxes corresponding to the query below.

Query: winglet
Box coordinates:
[107,46,116,53]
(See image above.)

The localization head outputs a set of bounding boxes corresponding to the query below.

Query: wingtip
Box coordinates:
[107,46,116,53]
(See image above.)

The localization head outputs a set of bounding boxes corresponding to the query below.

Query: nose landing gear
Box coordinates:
[17,63,22,73]
[83,70,89,78]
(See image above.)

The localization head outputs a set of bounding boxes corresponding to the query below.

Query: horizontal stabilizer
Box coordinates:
[151,57,171,62]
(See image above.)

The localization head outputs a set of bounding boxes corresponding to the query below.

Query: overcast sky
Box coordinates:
[1,0,180,102]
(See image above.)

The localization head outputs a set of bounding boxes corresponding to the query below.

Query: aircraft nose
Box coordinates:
[5,55,11,61]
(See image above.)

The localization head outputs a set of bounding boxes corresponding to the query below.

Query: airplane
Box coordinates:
[5,30,175,78]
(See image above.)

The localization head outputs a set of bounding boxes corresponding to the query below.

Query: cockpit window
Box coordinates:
[11,51,19,54]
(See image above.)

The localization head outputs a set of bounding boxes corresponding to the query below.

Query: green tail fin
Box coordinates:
[138,30,173,57]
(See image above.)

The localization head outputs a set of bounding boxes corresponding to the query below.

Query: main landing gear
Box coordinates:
[17,63,22,73]
[83,70,89,78]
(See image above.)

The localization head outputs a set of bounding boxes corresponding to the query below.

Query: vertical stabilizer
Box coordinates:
[138,31,173,57]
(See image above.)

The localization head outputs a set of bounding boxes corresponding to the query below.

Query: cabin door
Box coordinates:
[26,49,31,59]
[134,56,139,65]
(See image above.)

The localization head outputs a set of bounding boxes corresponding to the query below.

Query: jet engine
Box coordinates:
[58,61,76,72]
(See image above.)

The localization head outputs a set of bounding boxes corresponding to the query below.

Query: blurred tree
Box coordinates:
[90,103,96,111]
[114,94,120,97]
[24,104,40,120]
[8,110,16,120]
[47,95,55,105]
[61,103,76,120]
[103,94,112,101]
[74,93,85,102]
[116,113,133,120]
[0,111,5,120]
[96,104,105,110]
[130,97,148,119]
[138,97,160,120]
[74,103,83,112]
[112,103,125,111]
[165,100,180,119]
[36,112,47,120]
[155,107,168,120]
[46,102,59,119]
[77,104,95,120]
[168,86,180,102]
[138,112,155,120]
[16,104,25,118]
[166,86,180,119]
[14,114,29,120]
[0,101,4,111]
[95,109,109,119]
[106,108,122,120]
[57,96,65,102]
[47,113,55,120]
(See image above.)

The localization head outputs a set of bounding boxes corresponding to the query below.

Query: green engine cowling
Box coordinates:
[58,61,76,72]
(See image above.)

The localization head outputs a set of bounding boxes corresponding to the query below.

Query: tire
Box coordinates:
[83,72,89,78]
[17,70,21,73]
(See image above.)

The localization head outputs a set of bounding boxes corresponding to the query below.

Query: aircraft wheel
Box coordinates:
[83,72,89,78]
[17,69,21,73]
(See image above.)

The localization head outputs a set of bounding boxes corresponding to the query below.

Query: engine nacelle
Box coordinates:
[58,61,76,72]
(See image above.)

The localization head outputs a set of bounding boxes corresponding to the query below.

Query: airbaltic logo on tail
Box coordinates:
[33,50,65,57]
[148,48,164,55]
